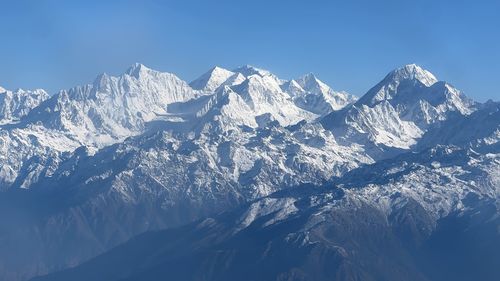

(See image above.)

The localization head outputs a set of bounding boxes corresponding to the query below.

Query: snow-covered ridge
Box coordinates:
[0,63,356,190]
[0,87,49,124]
[233,65,273,78]
[0,63,498,281]
[23,63,202,147]
[0,62,484,191]
[189,66,237,92]
[322,64,477,155]
[289,73,356,114]
[358,64,438,106]
[389,63,438,86]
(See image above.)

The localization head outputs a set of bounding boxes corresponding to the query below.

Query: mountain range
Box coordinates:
[0,63,498,281]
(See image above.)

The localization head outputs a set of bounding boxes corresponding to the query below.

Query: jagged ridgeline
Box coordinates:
[0,64,498,281]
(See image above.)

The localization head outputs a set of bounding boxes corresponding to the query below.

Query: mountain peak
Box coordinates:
[296,72,323,89]
[203,66,232,75]
[211,66,229,72]
[356,64,441,106]
[92,72,111,88]
[302,72,317,79]
[190,66,235,91]
[387,64,438,87]
[295,72,342,98]
[0,87,49,122]
[126,63,154,78]
[233,65,271,77]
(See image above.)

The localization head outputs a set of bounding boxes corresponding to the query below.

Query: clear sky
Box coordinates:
[0,0,499,101]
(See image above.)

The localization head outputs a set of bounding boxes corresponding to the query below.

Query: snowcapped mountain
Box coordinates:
[322,64,476,156]
[32,140,500,281]
[289,73,356,114]
[358,64,475,123]
[31,99,500,281]
[233,65,274,78]
[0,64,204,189]
[24,63,202,147]
[0,87,52,188]
[226,74,318,126]
[418,100,499,150]
[0,87,49,124]
[189,66,244,92]
[0,63,358,190]
[357,64,439,105]
[0,63,367,281]
[0,63,498,281]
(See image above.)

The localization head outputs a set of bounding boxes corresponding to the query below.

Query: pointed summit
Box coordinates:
[295,73,330,94]
[291,73,356,112]
[233,65,271,77]
[0,86,6,93]
[190,66,235,91]
[324,64,476,151]
[357,64,439,106]
[126,63,154,78]
[385,64,438,87]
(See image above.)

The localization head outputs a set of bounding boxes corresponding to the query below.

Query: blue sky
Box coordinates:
[0,0,499,101]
